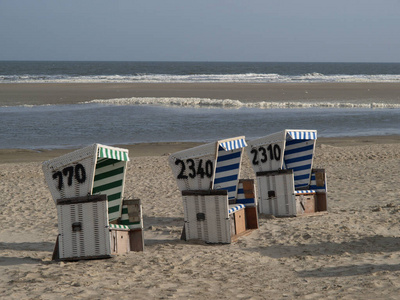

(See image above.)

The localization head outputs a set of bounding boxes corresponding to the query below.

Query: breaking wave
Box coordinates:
[85,97,400,109]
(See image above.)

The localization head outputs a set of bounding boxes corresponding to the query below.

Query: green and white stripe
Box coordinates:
[109,223,130,230]
[92,158,127,222]
[98,146,129,161]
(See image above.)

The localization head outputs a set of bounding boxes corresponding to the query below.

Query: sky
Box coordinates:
[0,0,399,62]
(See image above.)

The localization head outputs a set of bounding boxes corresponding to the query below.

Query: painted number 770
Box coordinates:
[250,144,281,165]
[52,164,87,190]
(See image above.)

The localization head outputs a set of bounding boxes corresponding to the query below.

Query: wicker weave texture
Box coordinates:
[183,194,231,244]
[257,172,296,217]
[57,199,111,259]
[43,145,97,204]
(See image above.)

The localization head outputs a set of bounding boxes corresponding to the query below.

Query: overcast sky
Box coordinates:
[0,0,399,62]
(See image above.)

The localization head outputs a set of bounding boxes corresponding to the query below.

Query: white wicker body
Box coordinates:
[257,170,297,216]
[43,144,98,202]
[182,192,231,244]
[57,195,111,260]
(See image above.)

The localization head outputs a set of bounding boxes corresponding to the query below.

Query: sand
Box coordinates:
[1,137,400,299]
[2,82,400,106]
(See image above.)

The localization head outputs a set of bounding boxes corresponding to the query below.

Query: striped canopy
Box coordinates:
[287,130,317,140]
[98,146,129,161]
[219,137,247,151]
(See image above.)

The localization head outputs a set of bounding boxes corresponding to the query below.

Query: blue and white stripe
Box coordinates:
[284,136,315,189]
[219,138,247,151]
[294,190,316,195]
[214,149,242,200]
[287,130,317,140]
[228,204,245,214]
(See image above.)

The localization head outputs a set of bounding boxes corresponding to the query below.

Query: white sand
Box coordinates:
[1,139,400,299]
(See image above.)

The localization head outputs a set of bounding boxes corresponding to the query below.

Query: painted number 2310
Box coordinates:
[250,144,281,165]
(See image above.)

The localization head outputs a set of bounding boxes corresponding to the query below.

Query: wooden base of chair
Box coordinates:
[52,236,60,261]
[110,228,130,255]
[245,206,259,229]
[129,229,144,252]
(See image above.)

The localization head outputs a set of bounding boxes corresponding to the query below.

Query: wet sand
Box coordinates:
[2,135,400,164]
[2,82,400,106]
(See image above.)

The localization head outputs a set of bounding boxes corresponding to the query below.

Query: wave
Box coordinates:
[2,73,400,83]
[84,97,400,109]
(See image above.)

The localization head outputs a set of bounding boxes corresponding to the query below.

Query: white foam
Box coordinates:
[84,97,400,109]
[85,97,244,108]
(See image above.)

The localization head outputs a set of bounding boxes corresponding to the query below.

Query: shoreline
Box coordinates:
[2,82,400,163]
[2,82,400,106]
[1,135,400,163]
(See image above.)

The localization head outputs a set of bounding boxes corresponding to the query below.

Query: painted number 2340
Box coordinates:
[175,159,213,179]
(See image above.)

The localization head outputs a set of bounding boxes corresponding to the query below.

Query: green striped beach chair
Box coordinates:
[43,144,144,260]
[43,143,129,222]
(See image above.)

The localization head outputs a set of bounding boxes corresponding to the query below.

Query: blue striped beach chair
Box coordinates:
[246,129,327,217]
[169,136,258,244]
[43,144,144,260]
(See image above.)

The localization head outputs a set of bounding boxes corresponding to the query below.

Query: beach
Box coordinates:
[1,136,400,299]
[2,80,400,299]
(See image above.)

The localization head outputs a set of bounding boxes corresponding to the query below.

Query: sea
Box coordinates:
[1,61,400,150]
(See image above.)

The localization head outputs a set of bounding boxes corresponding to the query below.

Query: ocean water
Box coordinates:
[1,61,400,149]
[1,61,400,83]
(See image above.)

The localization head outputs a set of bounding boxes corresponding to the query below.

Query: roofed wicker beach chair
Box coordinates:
[42,144,144,261]
[246,129,327,217]
[169,136,258,244]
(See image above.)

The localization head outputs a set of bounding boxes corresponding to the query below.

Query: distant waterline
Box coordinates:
[1,61,400,83]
